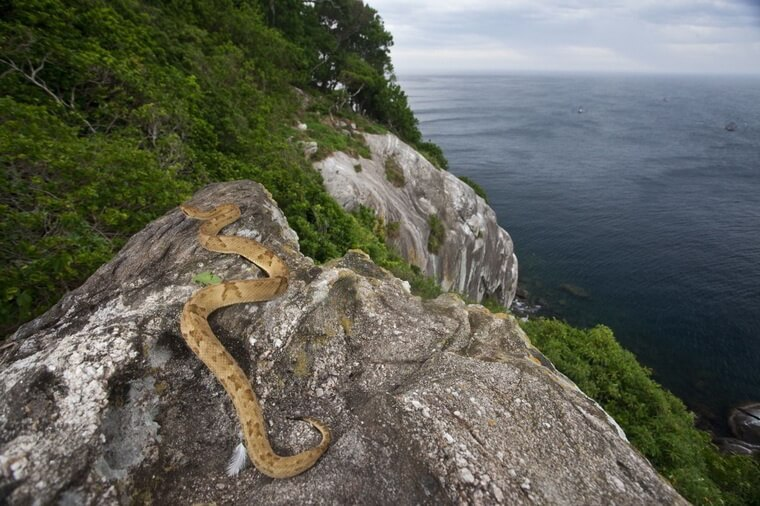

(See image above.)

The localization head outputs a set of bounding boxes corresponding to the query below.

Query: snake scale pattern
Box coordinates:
[179,203,331,478]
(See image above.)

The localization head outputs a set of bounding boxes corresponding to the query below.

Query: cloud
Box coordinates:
[392,45,529,73]
[369,0,760,74]
[560,45,620,59]
[633,0,760,28]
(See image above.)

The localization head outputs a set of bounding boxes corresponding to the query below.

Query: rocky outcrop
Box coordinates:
[717,403,760,455]
[716,437,760,456]
[726,403,760,452]
[315,133,518,308]
[0,181,685,505]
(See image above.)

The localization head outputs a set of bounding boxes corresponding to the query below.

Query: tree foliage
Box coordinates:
[0,0,443,335]
[254,0,437,153]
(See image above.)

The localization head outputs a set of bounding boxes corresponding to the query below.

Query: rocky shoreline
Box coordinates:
[715,403,760,456]
[509,287,544,319]
[511,280,760,458]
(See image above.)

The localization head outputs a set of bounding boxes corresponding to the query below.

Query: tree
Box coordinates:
[253,0,425,145]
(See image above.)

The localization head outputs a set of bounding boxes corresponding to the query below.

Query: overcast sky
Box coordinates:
[368,0,760,75]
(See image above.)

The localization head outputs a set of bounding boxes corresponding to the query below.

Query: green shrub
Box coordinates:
[480,296,507,314]
[0,98,192,334]
[384,157,406,187]
[385,221,401,240]
[350,206,441,300]
[416,141,449,170]
[427,214,446,254]
[386,262,442,300]
[304,117,371,160]
[458,175,489,203]
[521,318,760,505]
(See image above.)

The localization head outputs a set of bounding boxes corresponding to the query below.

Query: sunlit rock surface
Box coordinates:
[316,133,518,307]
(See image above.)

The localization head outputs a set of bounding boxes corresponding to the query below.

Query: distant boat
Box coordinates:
[725,121,738,132]
[577,107,584,114]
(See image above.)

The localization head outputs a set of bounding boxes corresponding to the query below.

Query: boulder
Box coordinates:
[299,140,318,158]
[729,403,760,447]
[315,133,518,308]
[715,437,760,456]
[0,181,684,505]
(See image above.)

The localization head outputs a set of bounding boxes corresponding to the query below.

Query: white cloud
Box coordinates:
[369,0,760,75]
[392,45,529,73]
[549,45,652,72]
[560,45,619,58]
[666,42,733,54]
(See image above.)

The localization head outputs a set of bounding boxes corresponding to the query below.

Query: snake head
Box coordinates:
[179,204,196,217]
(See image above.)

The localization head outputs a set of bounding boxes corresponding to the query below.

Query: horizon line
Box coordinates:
[395,68,760,79]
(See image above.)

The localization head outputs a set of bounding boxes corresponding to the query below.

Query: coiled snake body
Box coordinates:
[179,203,331,478]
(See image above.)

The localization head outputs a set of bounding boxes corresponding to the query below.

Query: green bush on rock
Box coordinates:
[427,214,446,254]
[384,157,406,187]
[521,318,760,505]
[457,175,489,203]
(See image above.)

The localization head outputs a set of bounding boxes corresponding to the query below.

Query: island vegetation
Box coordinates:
[0,0,439,337]
[1,1,758,504]
[522,319,760,505]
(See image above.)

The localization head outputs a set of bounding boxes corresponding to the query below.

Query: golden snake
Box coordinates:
[179,203,331,478]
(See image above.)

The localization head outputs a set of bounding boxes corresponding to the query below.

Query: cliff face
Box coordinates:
[0,181,685,505]
[315,133,518,308]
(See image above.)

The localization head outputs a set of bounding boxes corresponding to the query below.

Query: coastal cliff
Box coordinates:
[316,133,518,308]
[0,181,685,504]
[2,2,758,504]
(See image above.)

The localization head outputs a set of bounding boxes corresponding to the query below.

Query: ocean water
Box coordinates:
[400,73,760,430]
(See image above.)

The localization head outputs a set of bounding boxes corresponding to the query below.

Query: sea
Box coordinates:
[400,72,760,432]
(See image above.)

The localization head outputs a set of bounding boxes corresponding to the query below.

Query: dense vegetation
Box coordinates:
[0,0,440,335]
[522,318,760,505]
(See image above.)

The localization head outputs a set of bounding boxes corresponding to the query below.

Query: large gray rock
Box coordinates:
[315,133,518,308]
[0,181,685,505]
[715,437,760,456]
[729,403,760,447]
